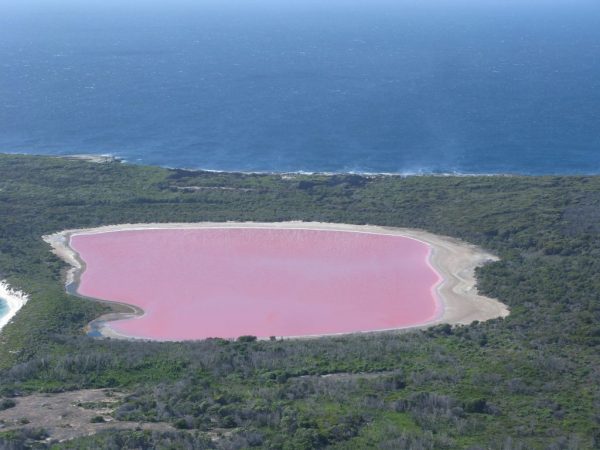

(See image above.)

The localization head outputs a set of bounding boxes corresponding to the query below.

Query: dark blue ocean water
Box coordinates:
[1,0,599,174]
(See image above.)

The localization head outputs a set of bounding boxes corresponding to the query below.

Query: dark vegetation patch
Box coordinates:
[0,155,599,448]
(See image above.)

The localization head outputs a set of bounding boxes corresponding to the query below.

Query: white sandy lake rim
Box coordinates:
[43,222,510,340]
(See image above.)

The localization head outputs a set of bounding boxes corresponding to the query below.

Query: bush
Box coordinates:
[464,398,488,414]
[0,398,16,410]
[174,418,191,429]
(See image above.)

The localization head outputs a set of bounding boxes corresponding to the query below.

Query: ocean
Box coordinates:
[0,298,7,320]
[1,0,599,174]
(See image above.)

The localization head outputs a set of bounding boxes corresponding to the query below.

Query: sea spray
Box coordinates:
[0,280,29,331]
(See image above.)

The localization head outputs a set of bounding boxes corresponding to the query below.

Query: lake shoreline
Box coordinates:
[44,222,509,341]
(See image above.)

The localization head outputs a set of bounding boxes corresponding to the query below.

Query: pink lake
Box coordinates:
[70,228,442,340]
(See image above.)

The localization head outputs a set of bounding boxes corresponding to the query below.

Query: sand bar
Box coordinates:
[44,222,509,340]
[0,280,29,332]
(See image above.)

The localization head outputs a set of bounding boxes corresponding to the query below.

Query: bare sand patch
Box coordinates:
[0,389,173,443]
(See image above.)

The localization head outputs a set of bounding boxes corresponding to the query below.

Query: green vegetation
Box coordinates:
[0,398,16,411]
[0,154,599,449]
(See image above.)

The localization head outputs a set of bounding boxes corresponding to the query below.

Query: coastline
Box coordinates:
[3,152,526,177]
[0,280,29,333]
[44,222,510,340]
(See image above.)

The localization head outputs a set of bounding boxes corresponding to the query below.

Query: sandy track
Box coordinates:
[43,222,509,340]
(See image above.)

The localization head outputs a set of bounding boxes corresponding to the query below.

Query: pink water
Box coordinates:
[71,228,442,340]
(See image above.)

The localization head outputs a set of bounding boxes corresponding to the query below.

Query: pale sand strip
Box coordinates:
[0,280,29,333]
[43,222,509,340]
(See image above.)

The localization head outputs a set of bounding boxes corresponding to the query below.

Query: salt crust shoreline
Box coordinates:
[44,222,510,341]
[0,280,29,333]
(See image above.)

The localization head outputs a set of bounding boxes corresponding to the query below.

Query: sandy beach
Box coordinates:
[44,222,509,340]
[0,280,29,332]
